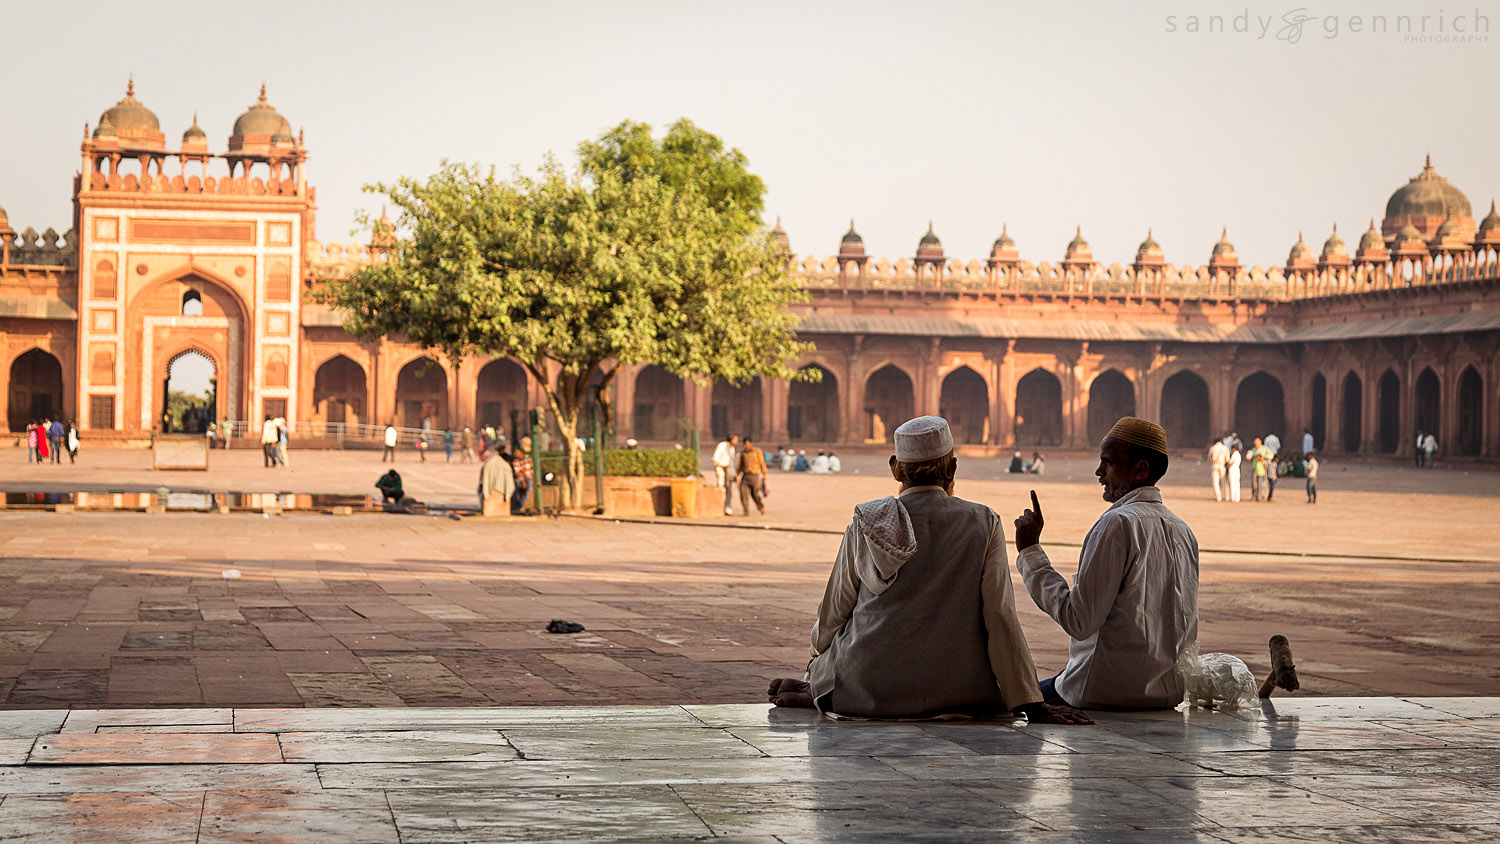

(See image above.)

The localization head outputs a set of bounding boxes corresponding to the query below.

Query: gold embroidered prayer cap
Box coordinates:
[1104,416,1169,455]
[894,415,954,462]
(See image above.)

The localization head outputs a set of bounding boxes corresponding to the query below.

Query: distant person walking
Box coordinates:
[1415,430,1425,468]
[1208,439,1229,502]
[48,418,65,463]
[66,420,79,464]
[1250,437,1271,501]
[737,436,767,516]
[1227,445,1242,503]
[383,423,398,462]
[511,437,534,514]
[1305,452,1319,503]
[26,421,39,463]
[712,435,739,515]
[36,421,51,463]
[1421,432,1438,468]
[274,417,289,467]
[443,428,455,462]
[461,427,475,463]
[1301,427,1314,457]
[260,415,278,468]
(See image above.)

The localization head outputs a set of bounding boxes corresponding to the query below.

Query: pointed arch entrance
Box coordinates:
[8,349,65,432]
[134,272,245,430]
[1456,366,1482,456]
[1415,368,1441,441]
[476,359,529,434]
[1377,370,1401,453]
[1340,371,1363,453]
[1160,370,1210,450]
[1087,370,1137,445]
[711,378,762,441]
[863,365,913,443]
[1233,371,1285,442]
[1014,368,1062,446]
[940,366,989,444]
[395,357,448,429]
[633,365,685,441]
[1308,372,1327,450]
[163,349,216,433]
[788,364,838,443]
[313,355,368,427]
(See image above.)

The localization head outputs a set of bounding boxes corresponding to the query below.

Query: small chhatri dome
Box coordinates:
[1477,200,1500,245]
[98,77,159,133]
[1211,226,1236,258]
[182,112,206,142]
[992,223,1016,251]
[92,113,117,140]
[1430,212,1473,252]
[229,83,294,154]
[0,200,8,222]
[1136,229,1163,260]
[915,221,944,259]
[1385,154,1472,222]
[1357,219,1386,253]
[1433,212,1465,240]
[95,78,164,151]
[1287,232,1315,264]
[838,219,865,257]
[770,216,791,254]
[1391,215,1428,254]
[1065,224,1090,256]
[1320,224,1348,259]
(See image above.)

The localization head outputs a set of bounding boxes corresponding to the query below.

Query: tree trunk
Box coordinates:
[554,409,585,510]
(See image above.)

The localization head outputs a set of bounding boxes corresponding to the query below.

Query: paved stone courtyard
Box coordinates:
[2,448,1499,840]
[2,448,1500,707]
[0,698,1498,842]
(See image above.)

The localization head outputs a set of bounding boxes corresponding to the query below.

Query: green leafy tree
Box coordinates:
[319,119,813,508]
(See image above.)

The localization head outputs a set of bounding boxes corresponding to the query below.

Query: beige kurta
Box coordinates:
[806,486,1044,717]
[1017,485,1199,709]
[478,456,515,510]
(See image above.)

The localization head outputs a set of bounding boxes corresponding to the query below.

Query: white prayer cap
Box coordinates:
[894,416,954,462]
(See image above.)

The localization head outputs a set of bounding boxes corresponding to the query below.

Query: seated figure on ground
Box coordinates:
[1007,452,1025,473]
[810,450,831,473]
[375,470,404,504]
[1026,452,1046,475]
[767,416,1091,725]
[1014,416,1200,709]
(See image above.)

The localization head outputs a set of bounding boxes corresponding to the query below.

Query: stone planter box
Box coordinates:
[538,475,722,517]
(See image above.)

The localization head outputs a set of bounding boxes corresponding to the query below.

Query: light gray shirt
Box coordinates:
[1017,486,1199,709]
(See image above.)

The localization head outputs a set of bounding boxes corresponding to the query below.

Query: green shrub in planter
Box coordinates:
[536,449,698,478]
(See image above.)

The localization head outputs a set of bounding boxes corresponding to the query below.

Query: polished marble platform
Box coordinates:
[0,698,1497,842]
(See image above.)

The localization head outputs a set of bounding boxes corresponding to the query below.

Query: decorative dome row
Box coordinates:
[89,79,297,156]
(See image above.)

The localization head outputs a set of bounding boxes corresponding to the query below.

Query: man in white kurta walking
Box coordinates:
[767,416,1089,724]
[1014,416,1200,709]
[1208,438,1229,502]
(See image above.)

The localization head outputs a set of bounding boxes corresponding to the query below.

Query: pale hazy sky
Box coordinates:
[3,0,1496,269]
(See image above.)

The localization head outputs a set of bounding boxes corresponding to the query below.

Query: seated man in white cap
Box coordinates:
[767,416,1091,724]
[1013,416,1200,709]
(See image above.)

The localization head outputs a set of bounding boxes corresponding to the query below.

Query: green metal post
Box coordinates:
[529,409,543,516]
[592,397,605,514]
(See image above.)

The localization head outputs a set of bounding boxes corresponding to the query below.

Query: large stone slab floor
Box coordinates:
[0,697,1496,842]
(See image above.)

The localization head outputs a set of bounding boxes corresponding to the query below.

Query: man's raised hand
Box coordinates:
[1014,489,1045,552]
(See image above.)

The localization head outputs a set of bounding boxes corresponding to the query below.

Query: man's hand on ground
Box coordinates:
[1013,490,1045,552]
[1018,702,1094,725]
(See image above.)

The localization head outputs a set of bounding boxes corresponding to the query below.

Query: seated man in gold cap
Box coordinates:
[1013,416,1200,709]
[767,415,1090,724]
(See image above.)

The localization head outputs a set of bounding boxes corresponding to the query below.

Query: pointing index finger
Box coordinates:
[1030,490,1042,518]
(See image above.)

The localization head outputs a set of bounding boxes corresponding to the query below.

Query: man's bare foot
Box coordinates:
[767,677,814,708]
[1018,702,1094,725]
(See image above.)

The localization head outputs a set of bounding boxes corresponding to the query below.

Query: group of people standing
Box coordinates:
[1208,428,1318,504]
[260,415,289,468]
[711,435,770,516]
[1414,430,1439,468]
[24,418,78,464]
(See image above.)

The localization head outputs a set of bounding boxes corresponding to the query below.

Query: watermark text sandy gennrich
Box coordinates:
[1164,8,1490,44]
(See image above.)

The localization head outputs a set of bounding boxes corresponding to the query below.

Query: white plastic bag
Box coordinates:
[1177,645,1256,711]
